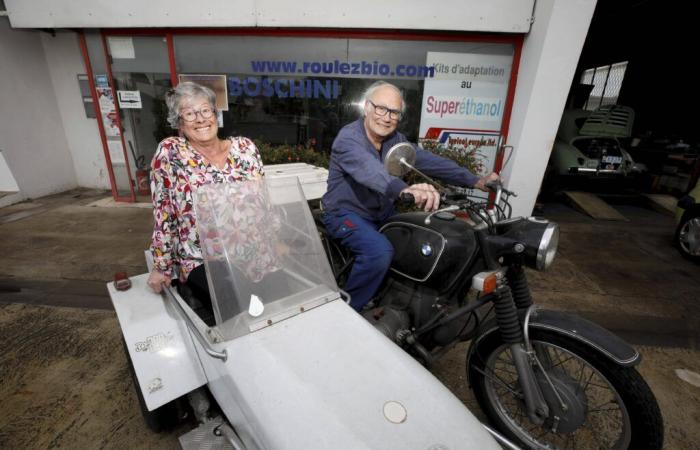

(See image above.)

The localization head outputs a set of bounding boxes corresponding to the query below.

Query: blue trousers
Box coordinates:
[322,209,394,311]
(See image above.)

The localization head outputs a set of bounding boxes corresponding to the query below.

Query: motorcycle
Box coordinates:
[315,142,664,450]
[108,173,512,449]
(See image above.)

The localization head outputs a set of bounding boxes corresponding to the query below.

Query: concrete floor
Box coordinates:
[0,188,699,449]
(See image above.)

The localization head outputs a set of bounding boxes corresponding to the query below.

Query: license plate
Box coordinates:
[602,155,622,164]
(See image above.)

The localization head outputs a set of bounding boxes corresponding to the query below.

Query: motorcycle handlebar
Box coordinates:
[398,192,415,205]
[485,180,516,197]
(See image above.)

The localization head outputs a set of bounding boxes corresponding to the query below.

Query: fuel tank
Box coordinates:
[380,212,479,292]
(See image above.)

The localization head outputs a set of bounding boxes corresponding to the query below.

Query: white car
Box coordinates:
[548,105,644,185]
[675,180,700,262]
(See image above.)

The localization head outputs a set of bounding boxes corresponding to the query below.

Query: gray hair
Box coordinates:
[362,80,406,114]
[165,82,217,129]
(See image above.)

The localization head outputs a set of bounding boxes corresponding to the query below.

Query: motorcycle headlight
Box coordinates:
[493,217,560,271]
[536,222,559,271]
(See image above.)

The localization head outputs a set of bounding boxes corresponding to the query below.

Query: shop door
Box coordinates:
[104,34,172,202]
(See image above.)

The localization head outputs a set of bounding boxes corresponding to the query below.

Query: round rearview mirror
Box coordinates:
[384,143,417,177]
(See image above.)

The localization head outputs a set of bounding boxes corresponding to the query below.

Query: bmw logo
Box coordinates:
[421,243,433,257]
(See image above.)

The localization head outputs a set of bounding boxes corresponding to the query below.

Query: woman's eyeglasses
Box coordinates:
[180,107,215,122]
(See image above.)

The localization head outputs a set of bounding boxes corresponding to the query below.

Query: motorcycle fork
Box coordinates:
[493,279,549,425]
[507,264,533,309]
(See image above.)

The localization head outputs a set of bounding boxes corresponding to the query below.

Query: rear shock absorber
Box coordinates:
[507,264,533,309]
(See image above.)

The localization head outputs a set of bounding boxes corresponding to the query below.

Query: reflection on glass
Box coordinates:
[107,35,171,201]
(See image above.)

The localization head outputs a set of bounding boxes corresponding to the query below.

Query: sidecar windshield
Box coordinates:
[194,177,340,340]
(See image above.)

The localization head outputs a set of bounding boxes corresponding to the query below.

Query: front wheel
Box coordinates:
[468,330,663,450]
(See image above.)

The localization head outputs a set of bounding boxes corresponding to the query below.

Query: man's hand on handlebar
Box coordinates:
[474,172,501,192]
[400,183,441,212]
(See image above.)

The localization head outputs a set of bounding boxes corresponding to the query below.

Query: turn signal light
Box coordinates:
[472,270,500,294]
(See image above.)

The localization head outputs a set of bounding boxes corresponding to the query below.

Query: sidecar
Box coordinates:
[107,173,504,449]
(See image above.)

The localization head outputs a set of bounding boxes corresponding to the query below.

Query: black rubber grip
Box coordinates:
[398,192,415,205]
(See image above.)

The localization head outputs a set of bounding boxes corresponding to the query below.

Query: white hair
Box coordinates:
[362,81,406,114]
[164,82,217,129]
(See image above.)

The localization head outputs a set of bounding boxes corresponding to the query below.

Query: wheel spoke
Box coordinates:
[475,364,521,398]
[589,407,622,413]
[579,366,596,394]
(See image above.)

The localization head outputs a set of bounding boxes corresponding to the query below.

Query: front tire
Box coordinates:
[468,330,663,450]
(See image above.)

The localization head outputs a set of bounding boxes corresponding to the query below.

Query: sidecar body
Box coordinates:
[108,174,502,449]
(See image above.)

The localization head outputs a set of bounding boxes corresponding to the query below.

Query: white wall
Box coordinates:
[6,0,534,33]
[41,31,110,190]
[0,150,20,194]
[0,18,78,207]
[503,0,597,217]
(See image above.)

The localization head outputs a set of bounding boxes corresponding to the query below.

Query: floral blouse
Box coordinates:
[150,136,264,279]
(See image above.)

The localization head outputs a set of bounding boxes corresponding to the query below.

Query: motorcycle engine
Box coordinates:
[362,306,410,342]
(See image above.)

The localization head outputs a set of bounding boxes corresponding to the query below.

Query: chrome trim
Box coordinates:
[379,221,446,282]
[523,305,538,352]
[214,421,247,450]
[163,286,228,362]
[424,204,460,225]
[536,222,559,271]
[570,167,621,174]
[531,323,640,365]
[483,424,522,450]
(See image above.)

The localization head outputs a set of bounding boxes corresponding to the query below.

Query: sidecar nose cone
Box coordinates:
[383,401,408,424]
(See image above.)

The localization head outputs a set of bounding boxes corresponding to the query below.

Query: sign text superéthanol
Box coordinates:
[424,95,503,120]
[228,77,340,99]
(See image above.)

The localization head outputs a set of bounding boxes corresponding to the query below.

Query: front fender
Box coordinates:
[468,309,640,378]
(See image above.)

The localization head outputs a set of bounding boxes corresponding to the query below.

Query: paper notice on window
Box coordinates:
[117,90,142,109]
[108,37,135,59]
[107,140,125,164]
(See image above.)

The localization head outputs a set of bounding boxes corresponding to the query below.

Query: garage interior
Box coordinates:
[541,0,699,213]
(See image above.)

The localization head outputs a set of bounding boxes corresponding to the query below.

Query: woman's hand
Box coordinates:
[147,269,171,293]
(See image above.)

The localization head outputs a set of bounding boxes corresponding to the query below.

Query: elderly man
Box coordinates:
[322,80,499,311]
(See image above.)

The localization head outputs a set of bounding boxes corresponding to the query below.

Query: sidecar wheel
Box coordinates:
[122,338,183,433]
[468,330,663,450]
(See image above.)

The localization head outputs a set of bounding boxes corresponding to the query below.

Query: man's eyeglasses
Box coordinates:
[180,106,215,122]
[367,100,402,120]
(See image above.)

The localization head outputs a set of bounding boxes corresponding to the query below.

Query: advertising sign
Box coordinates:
[419,52,512,175]
[96,87,120,137]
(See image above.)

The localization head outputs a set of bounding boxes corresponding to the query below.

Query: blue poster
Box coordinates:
[95,74,109,88]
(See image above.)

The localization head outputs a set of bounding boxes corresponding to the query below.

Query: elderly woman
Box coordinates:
[146,82,264,301]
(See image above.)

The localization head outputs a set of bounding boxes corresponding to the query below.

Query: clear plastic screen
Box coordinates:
[194,177,339,340]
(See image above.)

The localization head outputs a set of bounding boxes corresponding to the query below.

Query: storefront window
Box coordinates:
[94,31,516,201]
[173,35,514,159]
